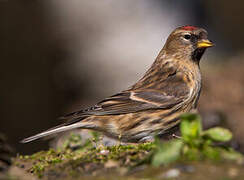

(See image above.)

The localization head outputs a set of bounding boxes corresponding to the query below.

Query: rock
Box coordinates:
[161,168,180,178]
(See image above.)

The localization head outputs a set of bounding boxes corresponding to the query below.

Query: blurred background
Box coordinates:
[1,0,244,154]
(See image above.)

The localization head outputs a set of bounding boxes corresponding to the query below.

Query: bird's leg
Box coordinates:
[98,134,104,146]
[116,133,122,146]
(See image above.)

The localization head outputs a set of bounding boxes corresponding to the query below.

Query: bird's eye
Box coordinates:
[184,34,191,40]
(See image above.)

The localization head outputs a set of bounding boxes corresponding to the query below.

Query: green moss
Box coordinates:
[32,163,45,178]
[14,141,155,178]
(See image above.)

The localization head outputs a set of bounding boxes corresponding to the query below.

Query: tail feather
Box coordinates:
[20,122,94,143]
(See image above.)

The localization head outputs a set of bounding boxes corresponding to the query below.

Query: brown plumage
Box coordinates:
[21,26,213,143]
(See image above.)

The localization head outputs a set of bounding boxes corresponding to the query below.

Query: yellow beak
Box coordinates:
[197,39,214,48]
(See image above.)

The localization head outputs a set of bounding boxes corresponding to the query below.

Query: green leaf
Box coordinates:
[203,127,232,142]
[220,148,244,162]
[180,113,202,142]
[152,140,183,166]
[202,146,221,160]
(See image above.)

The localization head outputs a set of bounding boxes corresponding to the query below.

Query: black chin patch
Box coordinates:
[192,48,206,61]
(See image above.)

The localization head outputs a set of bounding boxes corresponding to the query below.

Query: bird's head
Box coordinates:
[163,26,214,62]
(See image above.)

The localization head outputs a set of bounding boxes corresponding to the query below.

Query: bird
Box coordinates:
[21,26,213,144]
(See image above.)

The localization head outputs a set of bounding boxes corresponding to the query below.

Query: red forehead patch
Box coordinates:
[181,26,197,31]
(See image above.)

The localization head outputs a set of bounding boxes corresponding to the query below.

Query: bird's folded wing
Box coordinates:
[63,89,188,119]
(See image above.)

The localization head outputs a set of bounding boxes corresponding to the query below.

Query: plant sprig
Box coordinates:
[151,113,242,166]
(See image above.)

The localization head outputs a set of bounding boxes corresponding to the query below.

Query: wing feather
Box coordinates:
[62,70,190,120]
[63,90,188,118]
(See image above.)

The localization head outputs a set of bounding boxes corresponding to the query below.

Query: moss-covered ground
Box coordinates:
[5,114,244,180]
[14,142,154,178]
[11,142,244,180]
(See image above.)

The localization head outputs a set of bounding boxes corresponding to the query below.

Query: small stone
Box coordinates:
[163,168,180,178]
[228,168,239,178]
[99,149,109,155]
